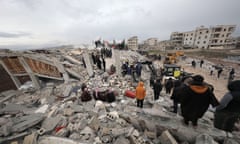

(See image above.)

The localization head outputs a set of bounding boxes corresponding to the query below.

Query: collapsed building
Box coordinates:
[0,48,239,144]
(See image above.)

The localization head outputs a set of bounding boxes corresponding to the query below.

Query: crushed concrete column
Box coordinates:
[83,52,94,77]
[0,59,21,89]
[53,58,69,83]
[18,57,41,89]
[113,49,121,76]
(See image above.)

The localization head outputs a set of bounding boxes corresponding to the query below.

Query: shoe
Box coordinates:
[181,119,189,126]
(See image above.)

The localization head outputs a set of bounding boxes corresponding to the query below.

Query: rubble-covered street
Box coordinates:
[0,48,240,144]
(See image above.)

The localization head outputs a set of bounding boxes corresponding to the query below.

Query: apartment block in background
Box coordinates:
[194,26,211,49]
[143,38,158,50]
[170,32,183,46]
[127,36,138,51]
[208,25,236,49]
[183,30,196,47]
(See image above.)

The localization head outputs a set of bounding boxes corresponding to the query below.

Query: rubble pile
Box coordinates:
[0,48,240,144]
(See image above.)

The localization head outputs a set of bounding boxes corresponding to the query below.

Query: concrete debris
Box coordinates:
[0,90,20,106]
[195,134,218,144]
[23,132,38,144]
[0,48,239,144]
[160,130,178,144]
[11,113,45,133]
[38,136,87,144]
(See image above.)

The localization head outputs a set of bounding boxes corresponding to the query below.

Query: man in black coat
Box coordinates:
[153,79,162,100]
[178,75,219,127]
[165,78,174,94]
[214,80,240,132]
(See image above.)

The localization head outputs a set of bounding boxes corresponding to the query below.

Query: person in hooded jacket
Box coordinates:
[135,81,146,108]
[214,80,240,132]
[178,75,219,127]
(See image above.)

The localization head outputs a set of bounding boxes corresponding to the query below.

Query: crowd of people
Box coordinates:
[81,49,239,133]
[140,73,240,131]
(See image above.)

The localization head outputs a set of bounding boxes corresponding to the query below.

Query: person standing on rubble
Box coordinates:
[214,80,240,132]
[91,52,96,65]
[135,61,142,77]
[228,68,235,83]
[192,60,196,68]
[217,67,223,79]
[178,75,219,128]
[200,60,204,68]
[96,55,102,70]
[170,79,182,113]
[165,78,174,94]
[135,81,146,108]
[153,79,162,100]
[102,57,106,72]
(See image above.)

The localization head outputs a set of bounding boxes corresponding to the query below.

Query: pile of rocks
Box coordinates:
[0,48,239,144]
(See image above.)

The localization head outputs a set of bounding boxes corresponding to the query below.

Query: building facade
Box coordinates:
[194,26,211,49]
[158,40,174,51]
[144,38,158,46]
[183,30,196,47]
[208,25,236,49]
[170,32,183,46]
[127,36,138,51]
[181,25,237,49]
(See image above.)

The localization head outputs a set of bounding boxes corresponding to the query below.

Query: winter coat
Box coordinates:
[214,80,240,132]
[153,80,162,94]
[135,82,146,100]
[179,80,219,122]
[165,79,174,90]
[170,80,183,102]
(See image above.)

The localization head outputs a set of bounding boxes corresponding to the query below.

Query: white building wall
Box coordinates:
[194,27,211,49]
[183,31,196,47]
[209,25,236,48]
[127,36,138,51]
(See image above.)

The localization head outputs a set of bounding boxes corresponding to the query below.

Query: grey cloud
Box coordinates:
[0,32,31,38]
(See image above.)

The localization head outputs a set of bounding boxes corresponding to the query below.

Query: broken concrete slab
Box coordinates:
[38,136,87,144]
[0,90,20,105]
[114,136,130,144]
[63,55,82,65]
[62,85,72,97]
[0,131,29,144]
[0,103,30,115]
[195,134,218,144]
[159,130,178,144]
[66,68,84,80]
[41,116,62,132]
[12,114,45,133]
[23,132,38,144]
[83,52,94,77]
[88,116,100,131]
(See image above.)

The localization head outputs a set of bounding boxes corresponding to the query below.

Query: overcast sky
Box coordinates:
[0,0,240,50]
